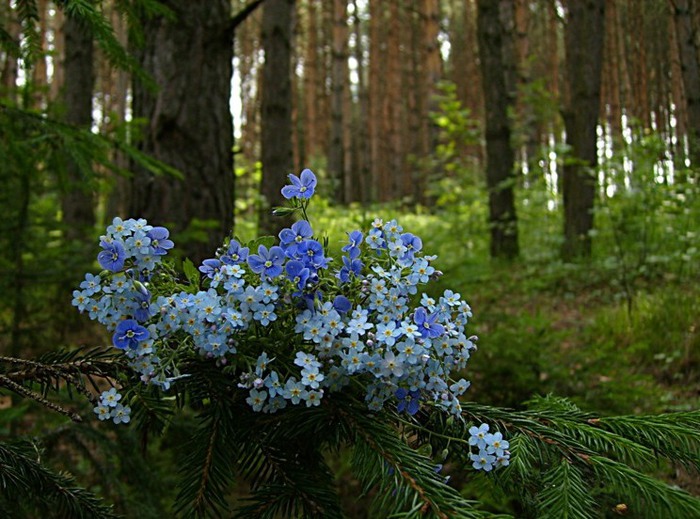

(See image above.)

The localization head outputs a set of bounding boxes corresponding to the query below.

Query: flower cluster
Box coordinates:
[93,388,131,424]
[468,423,510,471]
[73,169,479,419]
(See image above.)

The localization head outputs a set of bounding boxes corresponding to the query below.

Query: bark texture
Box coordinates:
[671,0,700,164]
[259,0,295,236]
[562,0,605,259]
[129,0,234,263]
[61,11,95,241]
[477,0,519,259]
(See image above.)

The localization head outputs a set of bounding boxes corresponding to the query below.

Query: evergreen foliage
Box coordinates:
[0,439,115,518]
[4,345,699,517]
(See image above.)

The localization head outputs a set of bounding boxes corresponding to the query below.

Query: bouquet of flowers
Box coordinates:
[71,170,520,516]
[74,168,508,463]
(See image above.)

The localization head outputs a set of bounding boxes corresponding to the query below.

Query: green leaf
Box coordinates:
[182,258,200,290]
[248,236,277,251]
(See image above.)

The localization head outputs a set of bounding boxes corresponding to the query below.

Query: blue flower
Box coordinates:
[253,303,277,326]
[413,307,444,339]
[283,378,308,404]
[71,290,90,312]
[279,220,313,255]
[395,388,420,415]
[248,245,285,278]
[342,230,363,253]
[221,239,250,265]
[286,260,310,291]
[468,423,490,449]
[199,258,221,279]
[133,288,154,322]
[94,404,111,421]
[100,388,122,407]
[80,273,102,296]
[110,403,131,424]
[485,432,510,457]
[97,240,126,272]
[338,247,363,283]
[470,450,496,471]
[281,168,317,199]
[147,226,174,255]
[112,319,150,349]
[296,240,328,270]
[332,295,351,314]
[246,389,267,411]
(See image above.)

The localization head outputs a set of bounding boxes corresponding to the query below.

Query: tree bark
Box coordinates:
[561,0,605,260]
[61,10,95,242]
[351,0,370,203]
[329,0,349,202]
[477,0,519,260]
[129,0,234,263]
[259,0,295,236]
[671,0,700,165]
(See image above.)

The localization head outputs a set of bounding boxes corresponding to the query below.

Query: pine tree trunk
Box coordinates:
[61,11,95,242]
[671,0,700,165]
[561,0,605,260]
[477,0,519,260]
[417,0,442,204]
[259,0,295,236]
[368,0,385,201]
[129,0,234,263]
[303,1,319,165]
[1,1,20,99]
[352,0,371,203]
[329,0,349,202]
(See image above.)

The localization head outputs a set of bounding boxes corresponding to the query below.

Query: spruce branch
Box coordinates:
[0,440,116,518]
[174,399,237,518]
[590,455,700,517]
[0,374,82,422]
[536,459,596,519]
[338,405,488,519]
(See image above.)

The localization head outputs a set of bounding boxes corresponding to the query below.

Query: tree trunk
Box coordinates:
[259,0,295,236]
[561,0,605,260]
[352,0,370,203]
[417,0,442,204]
[303,0,320,165]
[477,0,519,260]
[61,10,95,242]
[671,0,700,165]
[129,0,234,263]
[368,0,384,202]
[329,0,349,202]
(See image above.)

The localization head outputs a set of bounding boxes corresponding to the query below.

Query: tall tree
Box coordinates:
[350,0,370,203]
[259,0,294,236]
[128,0,236,263]
[60,9,94,242]
[561,0,605,259]
[671,0,700,165]
[477,0,519,259]
[329,0,350,202]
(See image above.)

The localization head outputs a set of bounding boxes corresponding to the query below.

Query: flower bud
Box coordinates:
[133,280,149,296]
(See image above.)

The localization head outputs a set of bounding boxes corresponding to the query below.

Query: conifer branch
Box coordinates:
[0,374,83,422]
[0,440,116,518]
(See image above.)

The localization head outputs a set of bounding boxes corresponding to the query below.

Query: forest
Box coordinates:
[1,0,699,517]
